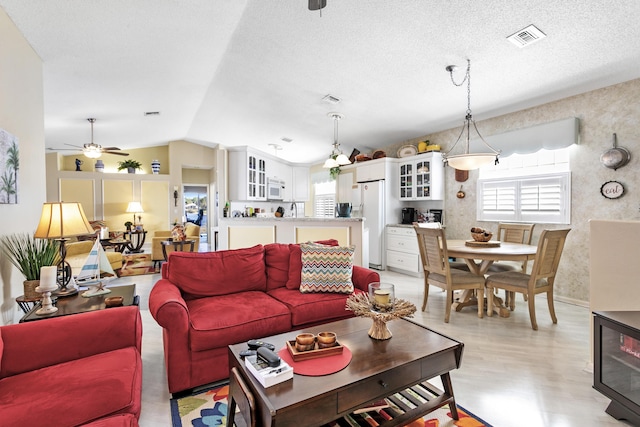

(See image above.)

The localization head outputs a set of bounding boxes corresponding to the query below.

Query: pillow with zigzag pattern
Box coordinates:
[299,242,355,294]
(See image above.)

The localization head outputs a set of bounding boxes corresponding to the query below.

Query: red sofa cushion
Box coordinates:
[264,243,290,291]
[165,245,266,297]
[285,239,339,289]
[187,291,291,352]
[0,347,142,427]
[268,287,364,327]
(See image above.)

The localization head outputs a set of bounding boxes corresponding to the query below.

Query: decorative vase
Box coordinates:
[171,225,186,241]
[95,159,104,173]
[151,159,160,174]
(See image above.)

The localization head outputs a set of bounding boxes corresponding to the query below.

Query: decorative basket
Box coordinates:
[471,232,492,242]
[23,279,41,299]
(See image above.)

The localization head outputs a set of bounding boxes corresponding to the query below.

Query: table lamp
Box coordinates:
[34,202,95,297]
[126,201,144,227]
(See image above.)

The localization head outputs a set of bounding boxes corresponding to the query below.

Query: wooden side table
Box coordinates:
[124,230,147,254]
[16,294,55,314]
[161,239,195,261]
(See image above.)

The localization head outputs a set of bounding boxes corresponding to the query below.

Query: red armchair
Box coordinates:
[0,306,143,427]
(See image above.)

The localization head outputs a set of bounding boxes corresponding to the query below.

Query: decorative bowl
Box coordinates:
[296,333,316,346]
[316,331,336,345]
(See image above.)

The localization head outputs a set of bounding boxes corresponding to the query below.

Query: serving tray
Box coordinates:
[286,340,344,362]
[465,240,501,248]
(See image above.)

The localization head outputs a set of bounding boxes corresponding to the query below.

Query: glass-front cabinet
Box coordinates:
[398,152,443,201]
[229,148,268,201]
[247,154,266,200]
[594,311,640,425]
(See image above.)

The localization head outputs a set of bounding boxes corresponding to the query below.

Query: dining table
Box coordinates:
[446,239,538,317]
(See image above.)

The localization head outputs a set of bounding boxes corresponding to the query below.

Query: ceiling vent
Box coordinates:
[280,137,293,143]
[507,24,546,48]
[322,94,341,104]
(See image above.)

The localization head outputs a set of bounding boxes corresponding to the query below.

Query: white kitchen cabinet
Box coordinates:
[385,226,422,276]
[337,172,356,204]
[356,159,387,182]
[228,149,267,201]
[291,166,309,201]
[398,152,444,201]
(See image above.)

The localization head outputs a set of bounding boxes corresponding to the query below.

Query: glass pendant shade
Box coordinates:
[445,153,496,170]
[83,146,101,158]
[335,154,351,166]
[323,157,339,168]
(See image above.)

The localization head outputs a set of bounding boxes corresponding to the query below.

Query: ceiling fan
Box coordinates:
[49,118,129,158]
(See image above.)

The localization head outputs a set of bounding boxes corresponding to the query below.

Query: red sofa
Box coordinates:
[0,306,142,427]
[149,243,380,394]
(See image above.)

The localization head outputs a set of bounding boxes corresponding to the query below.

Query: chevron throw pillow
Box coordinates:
[299,243,355,294]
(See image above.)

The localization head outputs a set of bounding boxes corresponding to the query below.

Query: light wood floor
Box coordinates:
[115,268,631,426]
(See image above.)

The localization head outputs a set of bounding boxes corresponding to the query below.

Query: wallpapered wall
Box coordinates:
[382,78,640,304]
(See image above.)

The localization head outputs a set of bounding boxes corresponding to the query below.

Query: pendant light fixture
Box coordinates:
[442,59,500,170]
[322,113,351,168]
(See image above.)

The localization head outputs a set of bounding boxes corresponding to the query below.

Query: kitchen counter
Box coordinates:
[218,217,366,266]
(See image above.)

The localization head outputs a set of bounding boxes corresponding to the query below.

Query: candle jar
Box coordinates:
[368,282,395,313]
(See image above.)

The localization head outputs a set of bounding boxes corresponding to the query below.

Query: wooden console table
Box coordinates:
[228,316,463,427]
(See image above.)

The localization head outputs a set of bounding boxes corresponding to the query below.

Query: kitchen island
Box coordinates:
[218,217,367,267]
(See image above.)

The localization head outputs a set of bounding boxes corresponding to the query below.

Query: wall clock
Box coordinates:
[600,180,625,199]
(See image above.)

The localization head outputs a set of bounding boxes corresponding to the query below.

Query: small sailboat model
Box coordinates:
[77,240,116,297]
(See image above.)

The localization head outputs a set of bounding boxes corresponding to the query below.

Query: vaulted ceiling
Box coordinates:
[2,0,640,164]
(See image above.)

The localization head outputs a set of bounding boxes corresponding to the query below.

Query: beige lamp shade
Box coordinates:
[34,202,94,239]
[126,201,144,214]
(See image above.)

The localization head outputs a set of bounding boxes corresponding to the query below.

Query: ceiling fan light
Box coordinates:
[323,157,339,168]
[445,153,496,170]
[335,153,351,165]
[84,147,102,159]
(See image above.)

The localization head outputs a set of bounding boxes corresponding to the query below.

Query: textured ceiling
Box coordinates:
[2,0,640,164]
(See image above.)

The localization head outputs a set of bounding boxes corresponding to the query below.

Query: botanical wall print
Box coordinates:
[0,128,19,204]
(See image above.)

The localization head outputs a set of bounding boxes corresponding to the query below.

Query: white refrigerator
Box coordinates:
[361,180,385,270]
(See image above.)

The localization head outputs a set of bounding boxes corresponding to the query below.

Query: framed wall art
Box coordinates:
[0,128,19,204]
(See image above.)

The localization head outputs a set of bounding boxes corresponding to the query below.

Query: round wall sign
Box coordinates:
[600,181,625,199]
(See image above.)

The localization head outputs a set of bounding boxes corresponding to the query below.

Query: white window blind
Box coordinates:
[314,181,336,218]
[477,173,570,224]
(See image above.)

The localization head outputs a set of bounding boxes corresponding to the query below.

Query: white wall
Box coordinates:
[0,8,46,324]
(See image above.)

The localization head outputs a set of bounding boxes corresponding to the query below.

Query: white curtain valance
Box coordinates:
[477,117,580,157]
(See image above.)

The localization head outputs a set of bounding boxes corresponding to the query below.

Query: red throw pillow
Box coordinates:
[285,239,339,289]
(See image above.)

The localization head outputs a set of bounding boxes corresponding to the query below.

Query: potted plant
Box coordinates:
[0,233,60,298]
[117,159,143,174]
[124,221,133,231]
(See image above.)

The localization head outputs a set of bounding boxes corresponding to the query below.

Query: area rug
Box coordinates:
[119,253,159,276]
[170,383,492,427]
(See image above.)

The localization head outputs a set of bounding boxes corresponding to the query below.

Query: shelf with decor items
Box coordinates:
[385,225,422,276]
[398,152,444,201]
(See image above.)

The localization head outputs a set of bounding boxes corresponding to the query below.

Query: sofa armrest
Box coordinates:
[352,265,380,292]
[148,279,189,331]
[0,306,141,378]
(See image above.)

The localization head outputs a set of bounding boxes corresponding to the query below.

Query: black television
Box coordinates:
[593,311,640,425]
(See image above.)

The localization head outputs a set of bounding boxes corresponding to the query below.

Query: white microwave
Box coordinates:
[267,178,285,200]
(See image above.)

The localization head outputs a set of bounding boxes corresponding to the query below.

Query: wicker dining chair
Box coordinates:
[485,228,571,330]
[413,224,485,323]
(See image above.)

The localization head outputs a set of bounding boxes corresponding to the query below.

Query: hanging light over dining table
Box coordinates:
[442,59,500,170]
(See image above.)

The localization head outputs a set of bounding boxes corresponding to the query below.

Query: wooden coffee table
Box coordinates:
[227,316,464,427]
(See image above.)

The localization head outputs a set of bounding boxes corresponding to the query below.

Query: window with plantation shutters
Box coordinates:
[313,180,336,218]
[477,173,570,224]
